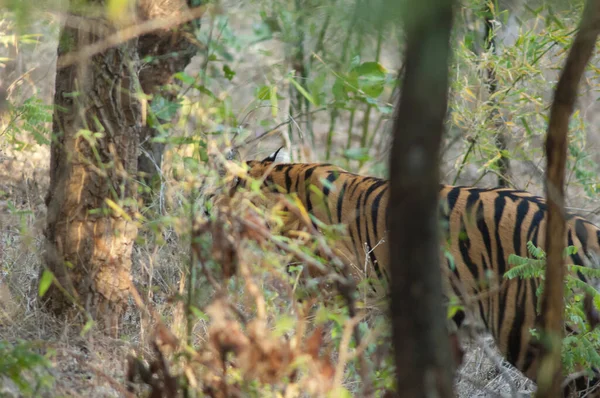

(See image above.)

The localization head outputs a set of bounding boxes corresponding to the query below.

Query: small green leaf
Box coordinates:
[190,306,209,321]
[81,318,95,336]
[274,315,296,336]
[328,387,353,398]
[447,302,464,320]
[199,148,208,162]
[256,85,270,100]
[352,61,387,98]
[195,85,217,100]
[38,269,54,297]
[332,77,348,101]
[270,86,278,118]
[150,96,181,122]
[343,147,370,162]
[288,75,316,105]
[183,156,200,171]
[173,71,196,85]
[223,65,236,81]
[314,305,329,324]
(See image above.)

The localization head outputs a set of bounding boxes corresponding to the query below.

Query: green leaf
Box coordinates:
[332,77,349,101]
[150,96,181,122]
[222,64,236,81]
[274,315,296,336]
[173,71,196,85]
[353,61,387,77]
[256,85,270,100]
[447,302,463,320]
[328,387,353,398]
[183,156,200,171]
[81,318,95,336]
[269,86,278,118]
[352,61,387,98]
[343,147,370,162]
[190,306,209,321]
[288,75,316,105]
[199,147,208,162]
[195,85,218,99]
[38,269,54,297]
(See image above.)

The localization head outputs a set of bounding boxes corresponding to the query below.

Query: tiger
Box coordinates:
[208,147,600,394]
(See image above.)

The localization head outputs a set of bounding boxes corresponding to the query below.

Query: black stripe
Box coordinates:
[514,199,530,257]
[446,186,463,211]
[507,276,525,365]
[521,276,539,373]
[475,201,492,262]
[371,188,387,243]
[354,190,365,260]
[337,181,348,224]
[494,195,508,333]
[361,182,386,279]
[526,208,545,247]
[458,218,479,282]
[494,195,508,277]
[284,166,293,192]
[480,253,491,332]
[575,218,589,260]
[293,165,306,193]
[363,181,387,246]
[474,200,494,333]
[568,230,586,282]
[323,171,340,197]
[303,166,319,215]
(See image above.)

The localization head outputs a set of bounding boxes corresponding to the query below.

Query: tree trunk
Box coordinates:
[537,1,600,396]
[43,0,200,336]
[388,0,456,396]
[483,4,510,188]
[137,0,201,205]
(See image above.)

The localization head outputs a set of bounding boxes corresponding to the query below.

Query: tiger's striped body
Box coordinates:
[218,150,600,386]
[242,159,391,282]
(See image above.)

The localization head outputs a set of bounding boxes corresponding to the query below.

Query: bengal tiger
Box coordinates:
[209,147,600,394]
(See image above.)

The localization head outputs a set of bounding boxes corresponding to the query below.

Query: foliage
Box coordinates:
[0,340,54,396]
[3,96,53,149]
[506,242,600,376]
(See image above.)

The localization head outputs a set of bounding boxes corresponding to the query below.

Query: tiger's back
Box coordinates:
[439,185,600,378]
[216,150,600,385]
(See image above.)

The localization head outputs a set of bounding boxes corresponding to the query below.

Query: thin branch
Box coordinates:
[538,0,600,395]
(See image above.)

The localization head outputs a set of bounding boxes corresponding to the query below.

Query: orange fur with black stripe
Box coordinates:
[213,148,600,387]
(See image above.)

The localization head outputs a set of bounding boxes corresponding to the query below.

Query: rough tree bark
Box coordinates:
[388,0,456,396]
[137,0,202,205]
[43,0,201,335]
[483,4,510,188]
[537,1,600,396]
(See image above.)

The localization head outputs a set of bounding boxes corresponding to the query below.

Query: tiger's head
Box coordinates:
[204,147,293,218]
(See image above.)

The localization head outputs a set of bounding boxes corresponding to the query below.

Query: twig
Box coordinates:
[333,315,362,388]
[238,107,327,150]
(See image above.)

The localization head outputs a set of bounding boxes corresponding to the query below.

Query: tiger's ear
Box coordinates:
[262,147,291,164]
[213,147,240,178]
[225,147,241,161]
